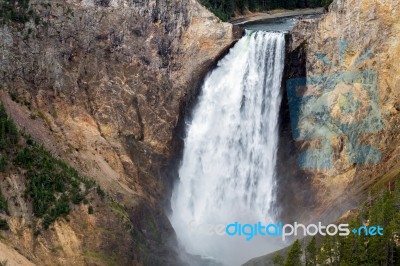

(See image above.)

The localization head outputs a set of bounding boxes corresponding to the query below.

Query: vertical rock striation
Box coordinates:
[0,0,235,265]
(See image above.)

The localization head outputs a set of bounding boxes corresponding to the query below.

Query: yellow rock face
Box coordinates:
[285,0,400,222]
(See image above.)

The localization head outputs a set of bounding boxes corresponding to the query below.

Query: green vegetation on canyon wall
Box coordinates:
[0,102,97,231]
[244,0,400,263]
[0,0,234,264]
[0,0,39,25]
[0,98,175,265]
[200,0,333,21]
[277,177,400,266]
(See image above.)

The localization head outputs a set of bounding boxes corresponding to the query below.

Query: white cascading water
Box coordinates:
[170,31,286,266]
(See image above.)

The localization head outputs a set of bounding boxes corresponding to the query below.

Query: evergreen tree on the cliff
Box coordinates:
[321,0,332,9]
[306,0,318,7]
[390,211,400,264]
[272,254,285,266]
[317,236,337,265]
[285,239,302,266]
[277,178,400,266]
[284,0,297,9]
[367,190,398,265]
[305,236,317,266]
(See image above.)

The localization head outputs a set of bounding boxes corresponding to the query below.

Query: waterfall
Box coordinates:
[170,31,286,266]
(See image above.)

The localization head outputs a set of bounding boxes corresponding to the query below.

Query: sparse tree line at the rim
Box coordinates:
[275,177,400,266]
[199,0,333,21]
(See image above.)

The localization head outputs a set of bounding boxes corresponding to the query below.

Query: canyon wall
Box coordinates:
[2,0,400,264]
[249,1,400,262]
[277,0,400,225]
[0,0,235,265]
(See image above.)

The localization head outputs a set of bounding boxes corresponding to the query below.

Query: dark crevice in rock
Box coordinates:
[274,34,316,223]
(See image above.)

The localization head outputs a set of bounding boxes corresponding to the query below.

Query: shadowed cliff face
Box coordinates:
[0,0,234,265]
[276,0,400,225]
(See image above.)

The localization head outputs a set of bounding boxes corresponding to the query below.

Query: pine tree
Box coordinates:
[285,239,302,266]
[306,236,317,266]
[307,0,321,8]
[272,254,285,266]
[284,0,297,9]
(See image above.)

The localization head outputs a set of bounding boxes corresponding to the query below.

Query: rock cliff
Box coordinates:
[277,0,400,226]
[0,0,234,265]
[245,1,400,264]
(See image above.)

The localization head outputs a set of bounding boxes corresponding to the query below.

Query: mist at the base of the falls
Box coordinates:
[169,30,286,266]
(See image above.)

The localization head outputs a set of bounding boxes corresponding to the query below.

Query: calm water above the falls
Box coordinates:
[243,14,320,32]
[244,17,297,32]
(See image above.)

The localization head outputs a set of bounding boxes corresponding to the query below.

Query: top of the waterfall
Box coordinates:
[244,29,285,37]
